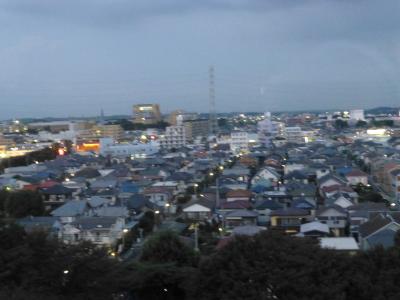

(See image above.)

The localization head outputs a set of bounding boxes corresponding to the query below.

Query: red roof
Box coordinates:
[220,200,251,210]
[23,184,39,191]
[144,186,172,195]
[226,189,252,198]
[322,184,354,194]
[39,180,59,189]
[346,170,367,177]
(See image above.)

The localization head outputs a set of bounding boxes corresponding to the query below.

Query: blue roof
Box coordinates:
[292,198,315,210]
[120,181,139,194]
[336,166,353,176]
[51,200,88,217]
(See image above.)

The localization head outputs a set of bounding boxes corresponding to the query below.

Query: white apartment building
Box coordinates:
[230,130,249,153]
[159,115,187,150]
[257,111,285,147]
[285,126,304,144]
[350,109,365,121]
[99,138,159,158]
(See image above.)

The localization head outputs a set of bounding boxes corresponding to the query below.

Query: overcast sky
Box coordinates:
[1,0,400,119]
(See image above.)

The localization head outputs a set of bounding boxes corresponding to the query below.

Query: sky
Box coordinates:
[1,0,400,119]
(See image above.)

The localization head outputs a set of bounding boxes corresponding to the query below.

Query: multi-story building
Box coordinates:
[99,138,159,158]
[230,130,248,153]
[168,110,198,126]
[159,117,187,150]
[257,111,285,147]
[78,124,124,141]
[285,126,304,144]
[133,104,162,125]
[183,119,209,142]
[350,109,365,121]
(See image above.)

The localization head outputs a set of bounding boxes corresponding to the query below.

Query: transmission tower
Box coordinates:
[209,66,218,135]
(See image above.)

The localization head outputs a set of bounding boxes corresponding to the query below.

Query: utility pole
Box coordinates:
[194,223,199,252]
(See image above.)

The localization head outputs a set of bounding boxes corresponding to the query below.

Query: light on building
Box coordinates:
[155,210,160,214]
[209,172,214,176]
[123,228,129,233]
[63,270,69,274]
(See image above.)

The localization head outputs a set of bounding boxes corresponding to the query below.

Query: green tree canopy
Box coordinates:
[4,190,45,218]
[140,230,197,266]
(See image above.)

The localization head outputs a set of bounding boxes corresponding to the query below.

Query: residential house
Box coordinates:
[223,209,259,229]
[182,197,214,220]
[345,169,368,186]
[225,189,252,202]
[270,208,311,234]
[359,212,400,250]
[59,216,126,246]
[299,221,330,238]
[316,206,347,237]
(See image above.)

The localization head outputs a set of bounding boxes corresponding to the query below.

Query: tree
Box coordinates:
[0,189,9,216]
[138,211,155,234]
[190,231,349,300]
[334,119,348,129]
[4,190,45,218]
[140,230,197,267]
[356,120,367,127]
[123,262,196,300]
[0,222,124,300]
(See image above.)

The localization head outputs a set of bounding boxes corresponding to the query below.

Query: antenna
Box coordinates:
[209,66,218,135]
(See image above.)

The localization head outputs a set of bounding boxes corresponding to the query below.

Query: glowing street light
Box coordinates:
[63,270,69,274]
[209,172,214,176]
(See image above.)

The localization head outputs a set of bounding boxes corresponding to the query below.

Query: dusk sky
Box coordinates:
[1,0,400,119]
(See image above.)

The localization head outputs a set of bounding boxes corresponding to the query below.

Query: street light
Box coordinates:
[209,172,214,176]
[63,270,69,274]
[219,166,224,171]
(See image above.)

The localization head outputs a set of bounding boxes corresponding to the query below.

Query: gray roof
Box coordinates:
[71,216,119,230]
[51,200,88,217]
[271,208,309,217]
[94,206,129,217]
[359,213,392,238]
[225,209,258,218]
[232,225,265,236]
[87,196,109,208]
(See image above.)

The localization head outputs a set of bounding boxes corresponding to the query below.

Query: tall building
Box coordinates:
[133,104,161,125]
[257,112,285,147]
[168,110,198,126]
[230,130,249,153]
[183,119,209,142]
[350,109,365,121]
[159,116,187,150]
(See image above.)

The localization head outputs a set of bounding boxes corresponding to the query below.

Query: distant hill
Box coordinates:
[366,106,399,115]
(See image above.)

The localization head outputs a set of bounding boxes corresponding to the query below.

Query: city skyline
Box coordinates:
[1,0,400,119]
